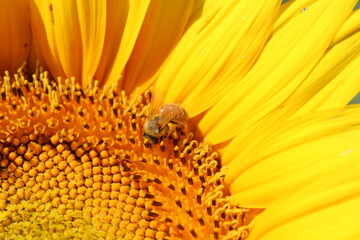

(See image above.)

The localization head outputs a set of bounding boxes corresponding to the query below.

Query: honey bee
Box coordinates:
[143,102,188,144]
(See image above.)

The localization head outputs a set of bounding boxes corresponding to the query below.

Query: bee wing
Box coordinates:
[157,109,178,129]
[146,87,162,117]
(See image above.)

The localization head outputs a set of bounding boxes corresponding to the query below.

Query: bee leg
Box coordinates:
[160,125,170,136]
[169,121,187,134]
[167,123,181,137]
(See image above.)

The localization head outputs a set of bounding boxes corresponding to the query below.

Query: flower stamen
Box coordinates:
[0,68,254,239]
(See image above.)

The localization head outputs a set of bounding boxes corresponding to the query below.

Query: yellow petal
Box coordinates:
[103,0,150,89]
[30,0,66,78]
[93,0,129,84]
[230,14,360,141]
[247,166,360,240]
[155,0,281,116]
[332,8,360,45]
[0,0,30,74]
[76,1,106,86]
[225,106,360,208]
[31,0,129,86]
[198,0,357,145]
[278,0,293,16]
[122,0,196,94]
[234,8,360,131]
[52,0,83,81]
[273,0,317,32]
[31,0,105,83]
[290,30,360,117]
[277,9,360,119]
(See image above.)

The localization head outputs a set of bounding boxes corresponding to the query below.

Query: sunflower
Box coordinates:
[1,0,360,239]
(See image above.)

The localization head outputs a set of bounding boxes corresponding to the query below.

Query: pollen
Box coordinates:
[0,69,251,239]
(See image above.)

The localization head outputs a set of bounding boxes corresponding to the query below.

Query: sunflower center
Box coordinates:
[0,70,249,239]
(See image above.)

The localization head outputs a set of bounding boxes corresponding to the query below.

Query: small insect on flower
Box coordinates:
[143,94,188,145]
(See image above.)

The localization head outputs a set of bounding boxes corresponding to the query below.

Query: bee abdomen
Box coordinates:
[160,103,188,122]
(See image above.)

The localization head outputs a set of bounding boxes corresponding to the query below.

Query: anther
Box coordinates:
[112,108,118,117]
[180,186,187,195]
[175,199,182,208]
[153,178,162,184]
[41,104,47,112]
[180,156,186,165]
[153,158,160,165]
[207,207,212,215]
[194,165,199,176]
[148,211,159,218]
[152,201,163,206]
[132,175,141,180]
[139,157,147,163]
[144,193,154,199]
[173,146,179,157]
[166,183,175,191]
[176,224,184,231]
[167,160,173,170]
[190,229,197,238]
[97,106,103,117]
[11,101,17,110]
[198,217,204,226]
[117,120,123,129]
[207,168,212,176]
[75,92,81,103]
[187,177,193,185]
[89,95,94,104]
[196,194,201,204]
[214,231,219,239]
[160,142,165,152]
[186,208,193,217]
[131,120,136,131]
[176,169,182,178]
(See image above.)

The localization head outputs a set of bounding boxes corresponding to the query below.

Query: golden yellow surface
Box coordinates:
[0,70,250,239]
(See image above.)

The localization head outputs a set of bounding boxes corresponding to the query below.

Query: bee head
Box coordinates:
[143,116,162,144]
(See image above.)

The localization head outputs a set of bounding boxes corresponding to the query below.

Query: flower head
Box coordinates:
[1,0,360,239]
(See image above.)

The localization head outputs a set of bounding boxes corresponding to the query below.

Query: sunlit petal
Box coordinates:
[0,0,30,74]
[224,16,360,146]
[332,8,360,45]
[247,166,360,240]
[30,0,65,78]
[103,0,150,89]
[273,0,317,32]
[223,8,360,146]
[155,0,281,117]
[76,1,106,86]
[290,30,360,117]
[51,0,83,81]
[224,105,360,208]
[93,0,128,85]
[3,0,360,238]
[30,0,107,84]
[123,0,196,94]
[198,0,357,144]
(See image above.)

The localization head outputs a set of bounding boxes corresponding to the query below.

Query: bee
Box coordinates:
[143,102,188,144]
